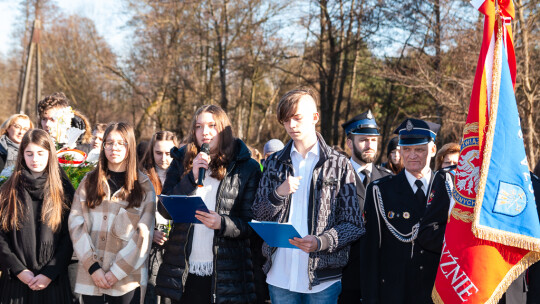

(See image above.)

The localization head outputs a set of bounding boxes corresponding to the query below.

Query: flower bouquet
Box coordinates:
[49,107,95,188]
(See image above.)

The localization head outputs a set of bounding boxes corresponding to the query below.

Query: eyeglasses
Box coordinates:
[104,140,128,150]
[11,124,30,132]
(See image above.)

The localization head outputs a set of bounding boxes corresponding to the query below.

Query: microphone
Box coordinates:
[197,143,210,187]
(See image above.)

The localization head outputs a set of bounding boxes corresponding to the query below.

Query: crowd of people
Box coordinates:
[0,89,538,304]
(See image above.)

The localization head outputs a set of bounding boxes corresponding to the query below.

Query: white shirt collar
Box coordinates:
[404,169,432,194]
[291,141,320,159]
[350,158,372,176]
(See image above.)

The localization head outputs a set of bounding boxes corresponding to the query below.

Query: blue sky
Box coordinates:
[0,0,405,61]
[0,0,130,58]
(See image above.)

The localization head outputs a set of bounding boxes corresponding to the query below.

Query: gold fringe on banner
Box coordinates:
[475,225,540,252]
[471,9,540,252]
[432,288,444,304]
[431,251,540,303]
[485,251,540,304]
[472,8,503,240]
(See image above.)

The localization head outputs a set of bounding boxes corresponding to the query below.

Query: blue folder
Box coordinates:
[158,195,210,224]
[249,221,302,249]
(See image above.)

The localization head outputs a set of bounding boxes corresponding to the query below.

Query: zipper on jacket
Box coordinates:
[212,237,218,303]
[307,170,337,289]
[280,160,295,222]
[211,161,236,303]
[182,224,193,291]
[308,170,318,290]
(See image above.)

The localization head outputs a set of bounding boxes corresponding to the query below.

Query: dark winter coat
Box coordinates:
[361,170,435,304]
[0,167,75,303]
[252,133,364,288]
[155,139,262,304]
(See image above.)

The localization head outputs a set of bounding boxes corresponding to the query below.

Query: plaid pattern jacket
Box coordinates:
[252,133,365,287]
[68,172,156,298]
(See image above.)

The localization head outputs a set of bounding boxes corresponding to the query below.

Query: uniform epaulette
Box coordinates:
[376,165,392,174]
[373,174,393,185]
[532,173,539,182]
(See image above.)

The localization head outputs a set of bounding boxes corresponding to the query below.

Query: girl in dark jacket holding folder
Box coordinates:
[155,105,262,304]
[0,129,75,303]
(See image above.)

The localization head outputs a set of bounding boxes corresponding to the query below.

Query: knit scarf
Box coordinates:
[21,168,47,198]
[19,168,57,267]
[188,172,220,276]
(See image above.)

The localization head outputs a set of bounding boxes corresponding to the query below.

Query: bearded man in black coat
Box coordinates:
[338,110,392,304]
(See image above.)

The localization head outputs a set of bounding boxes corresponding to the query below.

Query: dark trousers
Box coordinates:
[82,287,140,304]
[171,273,211,304]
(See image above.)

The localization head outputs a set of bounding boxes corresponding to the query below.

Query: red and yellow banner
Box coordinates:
[432,1,540,303]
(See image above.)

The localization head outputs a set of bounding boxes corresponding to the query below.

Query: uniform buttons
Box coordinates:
[381,279,385,283]
[420,266,424,270]
[101,237,106,241]
[420,250,424,254]
[103,215,107,220]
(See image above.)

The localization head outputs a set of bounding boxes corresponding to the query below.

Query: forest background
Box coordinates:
[0,0,538,165]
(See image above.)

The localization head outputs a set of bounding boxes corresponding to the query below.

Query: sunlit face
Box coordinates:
[104,131,128,166]
[401,143,436,174]
[347,135,378,164]
[40,106,62,132]
[24,143,49,174]
[282,96,319,143]
[442,152,459,168]
[91,131,105,150]
[153,140,175,170]
[389,148,400,165]
[7,118,31,144]
[195,112,219,153]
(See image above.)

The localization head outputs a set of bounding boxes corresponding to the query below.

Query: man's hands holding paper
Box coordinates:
[276,175,319,253]
[290,235,318,253]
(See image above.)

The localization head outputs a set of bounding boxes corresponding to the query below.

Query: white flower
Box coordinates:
[49,106,75,145]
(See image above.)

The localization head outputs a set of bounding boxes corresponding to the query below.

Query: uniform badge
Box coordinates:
[403,212,410,219]
[427,192,435,206]
[406,120,413,131]
[367,110,373,119]
[388,211,395,219]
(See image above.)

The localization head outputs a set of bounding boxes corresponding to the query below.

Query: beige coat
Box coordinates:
[68,172,155,300]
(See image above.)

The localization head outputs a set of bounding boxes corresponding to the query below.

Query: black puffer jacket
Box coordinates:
[155,138,262,303]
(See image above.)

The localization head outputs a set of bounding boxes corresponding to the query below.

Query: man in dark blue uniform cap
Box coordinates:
[338,110,392,303]
[360,118,440,304]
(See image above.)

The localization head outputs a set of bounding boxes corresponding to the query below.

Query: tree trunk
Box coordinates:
[515,0,537,164]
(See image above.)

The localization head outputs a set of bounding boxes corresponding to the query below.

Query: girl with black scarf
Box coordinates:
[0,129,75,303]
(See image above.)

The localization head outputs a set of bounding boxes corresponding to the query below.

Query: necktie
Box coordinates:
[361,169,371,188]
[414,180,426,204]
